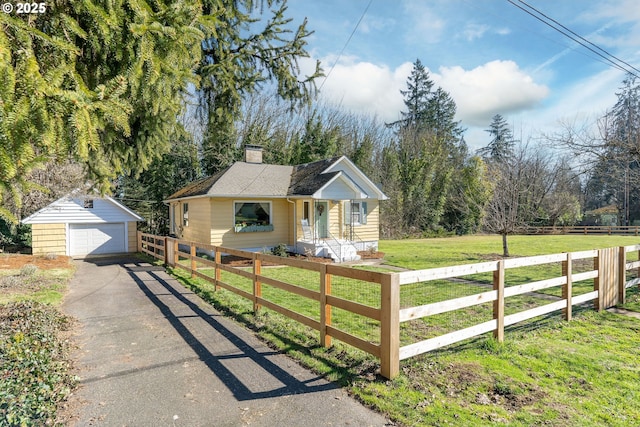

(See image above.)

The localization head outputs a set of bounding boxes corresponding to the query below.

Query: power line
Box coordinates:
[507,0,640,78]
[318,0,373,92]
[516,0,640,76]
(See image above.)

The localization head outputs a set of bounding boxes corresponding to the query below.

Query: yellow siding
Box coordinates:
[31,224,66,255]
[179,198,212,245]
[288,201,295,244]
[354,200,380,242]
[127,222,138,252]
[327,201,341,238]
[212,198,291,248]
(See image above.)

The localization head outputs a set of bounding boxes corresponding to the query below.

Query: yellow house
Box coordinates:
[165,147,387,261]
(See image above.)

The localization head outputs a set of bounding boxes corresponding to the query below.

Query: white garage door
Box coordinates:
[69,223,126,256]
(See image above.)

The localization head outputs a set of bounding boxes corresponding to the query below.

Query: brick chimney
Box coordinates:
[244,145,263,164]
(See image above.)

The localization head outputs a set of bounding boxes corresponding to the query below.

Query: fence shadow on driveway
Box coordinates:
[121,259,337,401]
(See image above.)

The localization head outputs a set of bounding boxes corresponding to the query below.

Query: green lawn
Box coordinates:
[167,235,640,426]
[380,234,640,269]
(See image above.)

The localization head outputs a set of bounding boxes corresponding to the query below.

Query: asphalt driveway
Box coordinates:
[63,256,391,426]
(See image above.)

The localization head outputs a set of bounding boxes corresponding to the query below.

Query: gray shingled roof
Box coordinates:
[167,158,329,199]
[288,157,341,195]
[166,156,381,201]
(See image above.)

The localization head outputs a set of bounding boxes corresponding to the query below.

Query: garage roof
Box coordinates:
[22,195,143,225]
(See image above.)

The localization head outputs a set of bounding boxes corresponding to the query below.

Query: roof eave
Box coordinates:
[320,156,388,200]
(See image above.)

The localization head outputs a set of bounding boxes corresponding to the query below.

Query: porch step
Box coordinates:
[323,241,361,262]
[296,240,361,262]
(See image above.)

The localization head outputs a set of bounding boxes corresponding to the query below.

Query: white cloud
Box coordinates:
[315,59,411,122]
[463,23,490,41]
[360,16,396,34]
[306,58,551,130]
[433,60,550,126]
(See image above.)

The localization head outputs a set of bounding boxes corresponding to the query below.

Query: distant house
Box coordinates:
[165,146,387,262]
[21,194,142,257]
[583,205,618,226]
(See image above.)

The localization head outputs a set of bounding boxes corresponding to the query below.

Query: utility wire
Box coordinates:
[507,0,640,78]
[516,0,640,76]
[318,0,373,92]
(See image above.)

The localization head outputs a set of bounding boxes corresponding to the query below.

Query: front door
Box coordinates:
[315,201,328,238]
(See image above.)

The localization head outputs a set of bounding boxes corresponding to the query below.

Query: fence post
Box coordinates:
[137,231,142,252]
[253,253,262,313]
[320,264,332,348]
[173,239,178,266]
[163,237,168,265]
[493,260,505,342]
[618,246,626,305]
[562,253,572,321]
[637,248,640,292]
[214,248,221,291]
[190,243,196,278]
[594,250,602,311]
[380,273,399,380]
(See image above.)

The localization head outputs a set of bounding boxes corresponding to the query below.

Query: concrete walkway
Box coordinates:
[63,256,391,426]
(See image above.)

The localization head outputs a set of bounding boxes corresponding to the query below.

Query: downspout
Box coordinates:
[287,198,297,254]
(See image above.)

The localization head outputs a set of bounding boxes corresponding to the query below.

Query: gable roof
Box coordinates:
[165,156,387,201]
[288,157,341,195]
[22,195,143,225]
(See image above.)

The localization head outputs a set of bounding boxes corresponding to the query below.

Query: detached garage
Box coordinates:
[22,195,143,257]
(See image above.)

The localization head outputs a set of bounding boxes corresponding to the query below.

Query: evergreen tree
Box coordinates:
[387,58,466,234]
[606,74,640,225]
[389,59,434,132]
[0,0,210,216]
[477,114,516,161]
[198,0,323,174]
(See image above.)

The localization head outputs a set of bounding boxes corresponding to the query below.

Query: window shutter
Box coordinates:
[344,201,351,225]
[362,202,368,224]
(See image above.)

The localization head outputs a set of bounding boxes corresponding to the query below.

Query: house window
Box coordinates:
[344,201,368,226]
[352,202,361,224]
[303,201,310,220]
[84,199,94,209]
[234,201,273,232]
[182,203,189,227]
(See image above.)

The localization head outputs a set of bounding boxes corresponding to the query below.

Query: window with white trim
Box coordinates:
[182,203,189,227]
[234,201,273,232]
[344,201,368,226]
[170,205,176,233]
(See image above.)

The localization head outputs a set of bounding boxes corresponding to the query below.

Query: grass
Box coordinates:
[0,262,77,426]
[379,234,640,269]
[164,234,640,426]
[0,267,75,305]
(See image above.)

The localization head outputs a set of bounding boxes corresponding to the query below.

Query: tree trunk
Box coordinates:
[502,232,510,257]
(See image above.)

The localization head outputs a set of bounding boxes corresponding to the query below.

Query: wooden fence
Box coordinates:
[396,245,640,361]
[138,232,640,379]
[527,225,640,235]
[138,232,399,379]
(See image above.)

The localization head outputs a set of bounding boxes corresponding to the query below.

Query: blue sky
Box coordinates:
[284,0,640,149]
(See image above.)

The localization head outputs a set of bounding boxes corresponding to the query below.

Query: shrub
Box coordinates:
[0,301,76,426]
[0,275,21,288]
[270,243,289,257]
[19,264,39,277]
